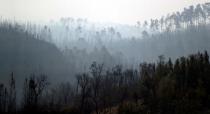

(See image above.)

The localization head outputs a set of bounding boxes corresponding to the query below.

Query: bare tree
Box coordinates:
[8,72,16,113]
[76,73,92,113]
[22,74,49,112]
[89,62,104,114]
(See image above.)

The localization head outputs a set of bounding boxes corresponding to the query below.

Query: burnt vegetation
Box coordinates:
[0,51,210,114]
[0,2,210,114]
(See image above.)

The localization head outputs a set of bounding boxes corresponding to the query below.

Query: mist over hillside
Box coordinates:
[16,3,210,67]
[1,2,210,113]
[0,22,74,86]
[0,3,210,79]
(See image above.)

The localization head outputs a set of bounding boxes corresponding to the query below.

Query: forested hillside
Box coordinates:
[0,22,74,86]
[0,2,210,114]
[10,3,210,67]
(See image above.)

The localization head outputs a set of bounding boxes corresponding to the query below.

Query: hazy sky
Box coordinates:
[0,0,209,25]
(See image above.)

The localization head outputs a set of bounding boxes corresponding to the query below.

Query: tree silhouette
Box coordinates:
[8,72,16,113]
[22,75,49,112]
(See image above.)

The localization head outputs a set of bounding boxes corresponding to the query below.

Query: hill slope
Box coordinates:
[0,25,74,86]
